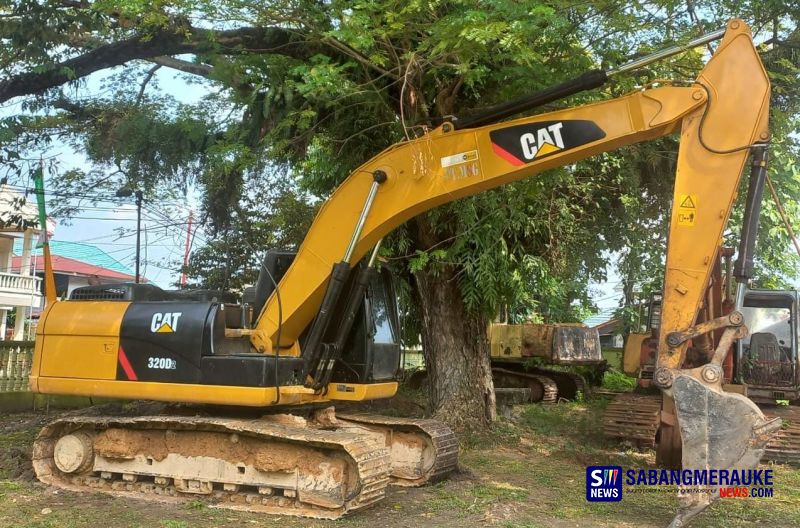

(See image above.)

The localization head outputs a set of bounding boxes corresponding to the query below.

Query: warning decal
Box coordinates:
[677,194,697,226]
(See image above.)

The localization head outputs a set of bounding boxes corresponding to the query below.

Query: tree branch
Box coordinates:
[321,36,399,80]
[148,56,214,78]
[0,25,328,104]
[135,64,161,106]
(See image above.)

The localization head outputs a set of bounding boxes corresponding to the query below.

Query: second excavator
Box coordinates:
[28,19,780,525]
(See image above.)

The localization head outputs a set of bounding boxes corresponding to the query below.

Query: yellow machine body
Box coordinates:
[31,301,397,406]
[489,322,602,365]
[622,333,650,377]
[28,21,786,524]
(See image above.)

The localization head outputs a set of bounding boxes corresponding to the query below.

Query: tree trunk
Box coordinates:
[411,218,496,432]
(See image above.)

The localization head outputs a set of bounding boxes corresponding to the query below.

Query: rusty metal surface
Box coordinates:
[490,322,603,365]
[762,406,800,466]
[658,321,781,526]
[33,414,392,519]
[741,360,796,387]
[526,367,587,400]
[489,324,524,359]
[492,367,558,403]
[666,374,781,527]
[551,326,603,363]
[602,393,661,448]
[520,324,554,359]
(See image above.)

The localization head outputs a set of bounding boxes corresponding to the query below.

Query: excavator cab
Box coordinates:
[623,293,662,385]
[737,289,800,402]
[333,265,403,384]
[248,250,403,385]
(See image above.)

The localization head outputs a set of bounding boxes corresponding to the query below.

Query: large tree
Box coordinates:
[3,1,800,431]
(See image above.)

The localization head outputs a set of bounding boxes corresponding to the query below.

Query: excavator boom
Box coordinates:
[252,22,769,359]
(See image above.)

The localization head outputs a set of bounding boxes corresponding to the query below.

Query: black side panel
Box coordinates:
[117,302,218,383]
[201,356,306,387]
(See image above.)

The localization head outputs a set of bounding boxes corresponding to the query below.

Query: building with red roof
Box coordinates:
[12,239,140,299]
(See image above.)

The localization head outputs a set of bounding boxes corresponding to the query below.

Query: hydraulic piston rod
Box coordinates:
[454,26,726,130]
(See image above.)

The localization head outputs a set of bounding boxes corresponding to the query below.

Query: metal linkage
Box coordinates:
[607,28,726,77]
[344,171,387,263]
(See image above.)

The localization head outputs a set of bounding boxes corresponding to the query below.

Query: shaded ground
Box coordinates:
[0,393,798,528]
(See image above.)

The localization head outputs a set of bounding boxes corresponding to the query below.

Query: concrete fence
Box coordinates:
[0,340,34,392]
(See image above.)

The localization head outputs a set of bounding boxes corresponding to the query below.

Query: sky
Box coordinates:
[4,66,212,288]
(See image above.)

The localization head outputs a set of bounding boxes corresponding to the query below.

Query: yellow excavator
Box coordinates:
[490,321,605,403]
[29,20,780,525]
[605,265,800,467]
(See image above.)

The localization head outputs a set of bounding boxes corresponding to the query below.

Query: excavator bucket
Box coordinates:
[658,319,782,527]
[667,372,780,527]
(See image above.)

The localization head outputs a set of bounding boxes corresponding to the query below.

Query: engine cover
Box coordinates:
[117,301,223,383]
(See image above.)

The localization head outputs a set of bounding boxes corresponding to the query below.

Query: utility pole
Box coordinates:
[180,209,193,287]
[117,188,144,283]
[135,190,142,283]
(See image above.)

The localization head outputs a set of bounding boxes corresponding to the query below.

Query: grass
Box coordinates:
[186,499,206,511]
[160,522,189,528]
[601,369,638,392]
[0,429,37,449]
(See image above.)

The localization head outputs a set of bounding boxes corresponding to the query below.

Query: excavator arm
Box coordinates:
[253,20,768,355]
[251,20,778,525]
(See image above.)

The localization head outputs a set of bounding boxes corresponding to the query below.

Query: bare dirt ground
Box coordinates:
[0,394,798,528]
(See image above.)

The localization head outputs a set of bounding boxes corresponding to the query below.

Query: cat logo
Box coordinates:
[490,120,606,167]
[520,122,565,160]
[150,312,182,333]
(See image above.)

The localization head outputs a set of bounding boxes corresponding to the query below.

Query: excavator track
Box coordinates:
[337,414,459,486]
[492,367,558,403]
[527,367,587,401]
[32,414,391,519]
[602,396,800,467]
[762,406,800,466]
[602,392,662,448]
